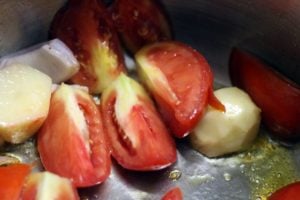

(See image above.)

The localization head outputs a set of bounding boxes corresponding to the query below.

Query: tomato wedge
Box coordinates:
[21,171,79,200]
[50,0,125,94]
[161,187,183,200]
[229,48,300,141]
[110,0,172,54]
[38,84,111,187]
[0,163,31,200]
[136,41,222,138]
[268,182,300,200]
[101,73,177,170]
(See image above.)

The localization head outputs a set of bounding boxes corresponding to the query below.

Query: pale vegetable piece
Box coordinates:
[21,171,79,200]
[0,39,79,83]
[0,64,52,143]
[190,87,261,157]
[0,154,21,166]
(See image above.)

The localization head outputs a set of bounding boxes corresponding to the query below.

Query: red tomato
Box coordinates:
[0,163,31,200]
[21,172,79,200]
[50,0,125,94]
[110,0,172,54]
[101,74,177,171]
[268,182,300,200]
[161,187,183,200]
[38,84,111,187]
[136,41,221,138]
[229,48,300,141]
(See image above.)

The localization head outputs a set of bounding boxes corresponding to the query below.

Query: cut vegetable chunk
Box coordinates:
[0,163,31,200]
[50,0,125,93]
[161,187,183,200]
[190,87,261,157]
[0,64,52,144]
[136,41,217,138]
[0,39,79,83]
[110,0,172,54]
[229,48,300,142]
[38,84,111,187]
[101,73,177,171]
[21,171,79,200]
[268,181,300,200]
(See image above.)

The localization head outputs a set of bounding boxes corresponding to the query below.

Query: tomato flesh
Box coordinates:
[161,187,183,200]
[136,41,217,137]
[50,0,125,93]
[0,164,31,200]
[229,48,300,141]
[21,172,80,200]
[268,182,300,200]
[101,74,177,170]
[38,85,111,187]
[110,0,172,54]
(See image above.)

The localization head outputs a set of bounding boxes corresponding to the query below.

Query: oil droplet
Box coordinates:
[277,173,281,178]
[240,164,245,173]
[169,169,182,181]
[255,196,267,200]
[188,174,214,185]
[240,134,300,200]
[223,172,232,181]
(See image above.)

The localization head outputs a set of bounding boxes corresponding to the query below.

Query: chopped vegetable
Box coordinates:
[229,48,300,142]
[0,164,31,200]
[190,87,261,157]
[21,171,79,200]
[110,0,172,54]
[50,0,126,94]
[38,84,111,187]
[136,41,220,138]
[161,187,183,200]
[0,39,79,83]
[0,64,52,144]
[268,181,300,200]
[101,73,177,170]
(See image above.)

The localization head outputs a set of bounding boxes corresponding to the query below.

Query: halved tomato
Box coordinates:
[229,48,300,141]
[268,182,300,200]
[110,0,172,54]
[38,84,111,187]
[50,0,125,94]
[101,73,177,171]
[0,163,31,200]
[161,187,183,200]
[136,41,222,138]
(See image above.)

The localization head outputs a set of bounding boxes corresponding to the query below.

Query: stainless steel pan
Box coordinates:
[0,0,299,199]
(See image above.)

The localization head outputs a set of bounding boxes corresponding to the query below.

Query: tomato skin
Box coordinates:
[0,163,31,200]
[136,41,217,138]
[110,0,172,54]
[268,182,300,200]
[50,0,125,93]
[38,84,111,187]
[161,187,183,200]
[229,48,300,142]
[101,74,177,171]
